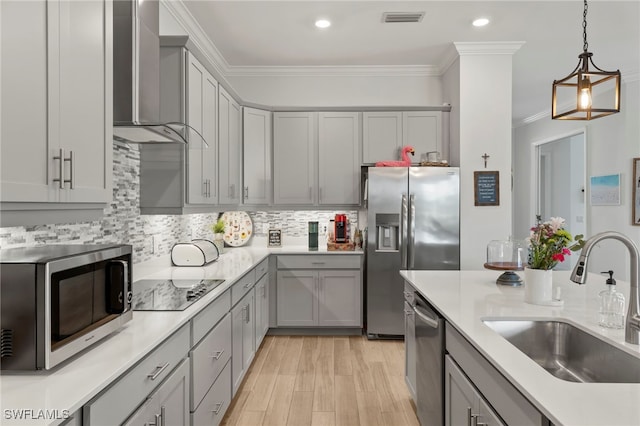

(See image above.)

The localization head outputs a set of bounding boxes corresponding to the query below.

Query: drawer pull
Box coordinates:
[244,282,253,289]
[311,262,325,265]
[210,350,225,360]
[147,362,170,381]
[148,413,161,426]
[212,401,225,415]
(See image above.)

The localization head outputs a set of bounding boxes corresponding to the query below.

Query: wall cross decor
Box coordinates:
[482,153,490,168]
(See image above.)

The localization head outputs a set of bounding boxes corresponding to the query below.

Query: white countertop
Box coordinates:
[0,245,362,425]
[400,270,640,426]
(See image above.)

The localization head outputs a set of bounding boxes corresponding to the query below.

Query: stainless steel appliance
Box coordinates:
[132,279,225,311]
[414,292,445,426]
[366,167,459,337]
[334,214,348,242]
[0,244,133,370]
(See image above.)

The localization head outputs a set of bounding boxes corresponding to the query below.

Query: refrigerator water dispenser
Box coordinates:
[375,214,399,251]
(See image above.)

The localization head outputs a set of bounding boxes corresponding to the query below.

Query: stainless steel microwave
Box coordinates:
[0,244,133,370]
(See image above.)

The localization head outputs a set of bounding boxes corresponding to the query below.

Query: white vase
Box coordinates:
[213,233,224,254]
[524,267,553,305]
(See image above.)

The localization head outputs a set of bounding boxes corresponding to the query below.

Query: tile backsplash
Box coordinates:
[0,142,358,263]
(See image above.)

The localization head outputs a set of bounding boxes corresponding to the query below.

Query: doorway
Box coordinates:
[534,131,586,270]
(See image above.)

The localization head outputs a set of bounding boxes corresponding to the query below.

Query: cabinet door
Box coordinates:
[254,273,269,348]
[123,358,190,426]
[317,270,361,327]
[445,355,481,426]
[402,111,442,161]
[218,87,242,204]
[243,107,272,205]
[276,270,317,326]
[478,396,506,426]
[362,112,402,164]
[1,0,56,202]
[273,112,316,205]
[57,0,111,203]
[186,53,206,204]
[404,301,417,402]
[202,71,218,204]
[231,300,245,395]
[242,291,256,373]
[318,112,360,205]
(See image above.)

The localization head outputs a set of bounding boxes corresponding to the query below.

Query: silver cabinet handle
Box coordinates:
[149,413,161,426]
[212,401,225,415]
[319,187,322,202]
[210,350,224,360]
[244,186,249,198]
[311,262,325,265]
[467,407,473,426]
[147,362,170,380]
[160,406,166,426]
[309,187,312,200]
[412,304,439,329]
[66,150,74,189]
[246,303,250,323]
[244,282,252,289]
[53,149,64,189]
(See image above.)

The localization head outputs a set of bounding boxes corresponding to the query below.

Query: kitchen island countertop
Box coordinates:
[401,269,640,426]
[0,245,362,425]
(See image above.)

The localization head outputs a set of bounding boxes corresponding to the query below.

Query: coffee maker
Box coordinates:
[334,214,348,243]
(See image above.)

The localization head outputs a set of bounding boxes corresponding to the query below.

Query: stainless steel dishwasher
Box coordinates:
[413,292,445,426]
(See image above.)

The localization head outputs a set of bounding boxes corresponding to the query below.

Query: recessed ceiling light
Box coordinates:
[472,18,490,27]
[315,19,331,29]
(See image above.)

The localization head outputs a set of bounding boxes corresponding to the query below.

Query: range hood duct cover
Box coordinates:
[113,0,186,144]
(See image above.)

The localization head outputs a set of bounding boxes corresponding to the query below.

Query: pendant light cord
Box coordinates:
[583,0,589,52]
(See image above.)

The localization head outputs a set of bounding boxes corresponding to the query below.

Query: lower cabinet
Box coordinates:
[123,358,190,426]
[191,360,231,426]
[277,270,362,326]
[445,355,504,426]
[254,272,269,348]
[232,289,256,395]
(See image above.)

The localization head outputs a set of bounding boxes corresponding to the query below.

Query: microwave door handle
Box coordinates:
[109,260,130,313]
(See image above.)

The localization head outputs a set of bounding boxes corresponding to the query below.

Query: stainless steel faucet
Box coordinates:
[570,231,640,345]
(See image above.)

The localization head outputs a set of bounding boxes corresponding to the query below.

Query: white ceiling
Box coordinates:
[181,0,640,123]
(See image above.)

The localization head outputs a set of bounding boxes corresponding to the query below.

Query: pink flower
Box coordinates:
[562,248,571,255]
[552,253,565,262]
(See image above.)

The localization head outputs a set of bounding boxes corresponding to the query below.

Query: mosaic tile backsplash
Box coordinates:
[0,141,358,263]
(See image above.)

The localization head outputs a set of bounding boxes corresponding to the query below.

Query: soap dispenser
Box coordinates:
[598,270,625,329]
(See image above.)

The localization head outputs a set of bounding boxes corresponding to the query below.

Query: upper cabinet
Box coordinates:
[159,46,217,207]
[362,111,444,164]
[273,112,316,205]
[0,0,112,225]
[243,107,272,205]
[318,112,360,205]
[218,87,242,205]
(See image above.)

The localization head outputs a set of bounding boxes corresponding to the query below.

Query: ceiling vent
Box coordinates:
[382,12,425,23]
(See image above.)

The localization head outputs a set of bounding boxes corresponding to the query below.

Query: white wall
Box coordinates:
[226,74,443,108]
[513,80,640,280]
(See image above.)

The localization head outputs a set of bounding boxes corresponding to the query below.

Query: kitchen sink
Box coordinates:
[482,319,640,383]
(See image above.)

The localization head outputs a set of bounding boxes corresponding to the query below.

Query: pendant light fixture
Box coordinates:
[552,0,621,120]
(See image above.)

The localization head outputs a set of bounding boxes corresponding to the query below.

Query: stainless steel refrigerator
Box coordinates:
[366,167,460,338]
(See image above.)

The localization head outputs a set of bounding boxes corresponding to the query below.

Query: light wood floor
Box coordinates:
[221,335,420,426]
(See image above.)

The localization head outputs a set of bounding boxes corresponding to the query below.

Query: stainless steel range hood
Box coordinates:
[113,0,186,144]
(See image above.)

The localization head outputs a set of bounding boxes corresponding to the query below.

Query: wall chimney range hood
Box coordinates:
[113,0,191,144]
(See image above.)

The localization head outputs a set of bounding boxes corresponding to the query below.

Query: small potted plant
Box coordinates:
[211,218,225,253]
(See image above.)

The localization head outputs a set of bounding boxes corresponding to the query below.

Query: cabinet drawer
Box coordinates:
[277,255,361,270]
[192,290,231,345]
[255,257,269,280]
[190,313,232,411]
[231,269,256,307]
[191,360,231,426]
[84,323,190,426]
[404,281,416,305]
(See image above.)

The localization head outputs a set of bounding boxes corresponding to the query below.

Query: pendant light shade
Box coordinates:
[552,0,621,120]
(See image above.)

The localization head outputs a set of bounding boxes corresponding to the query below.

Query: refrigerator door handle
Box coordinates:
[409,194,416,269]
[400,193,408,268]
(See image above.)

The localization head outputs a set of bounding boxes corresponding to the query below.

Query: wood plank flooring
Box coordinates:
[221,336,419,426]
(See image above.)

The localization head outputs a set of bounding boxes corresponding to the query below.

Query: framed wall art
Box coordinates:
[633,158,640,225]
[474,171,500,206]
[590,174,621,206]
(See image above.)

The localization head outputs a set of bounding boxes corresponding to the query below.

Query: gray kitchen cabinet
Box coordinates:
[254,272,270,348]
[243,107,272,205]
[218,86,242,205]
[402,111,443,161]
[273,112,317,205]
[0,0,112,225]
[159,45,217,206]
[445,355,504,426]
[231,288,256,396]
[318,112,361,205]
[276,270,318,326]
[362,112,402,164]
[276,255,362,328]
[446,324,548,426]
[123,358,190,426]
[191,360,231,426]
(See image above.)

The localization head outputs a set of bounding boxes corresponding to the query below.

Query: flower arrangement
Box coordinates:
[526,215,585,270]
[211,218,225,235]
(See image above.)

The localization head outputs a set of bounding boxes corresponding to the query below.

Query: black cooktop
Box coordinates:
[132,278,225,311]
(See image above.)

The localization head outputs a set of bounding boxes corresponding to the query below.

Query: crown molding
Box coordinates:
[438,44,461,75]
[225,65,440,78]
[454,41,526,56]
